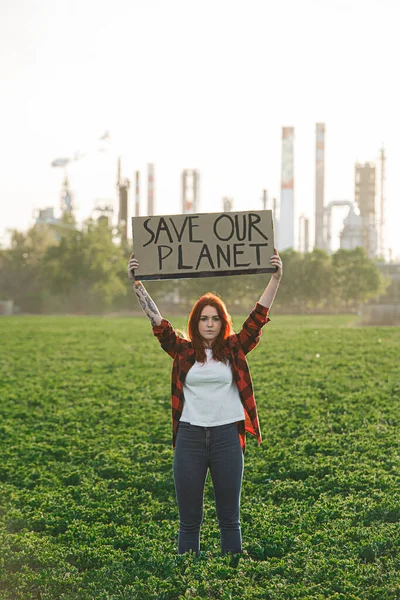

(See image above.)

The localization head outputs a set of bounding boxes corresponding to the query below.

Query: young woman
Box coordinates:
[127,249,283,557]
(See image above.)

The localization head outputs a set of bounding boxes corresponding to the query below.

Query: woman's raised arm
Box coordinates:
[127,254,162,326]
[258,248,283,309]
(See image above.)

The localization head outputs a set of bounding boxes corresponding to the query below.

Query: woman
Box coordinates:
[127,249,283,557]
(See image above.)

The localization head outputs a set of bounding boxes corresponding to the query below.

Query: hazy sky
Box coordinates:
[1,0,399,258]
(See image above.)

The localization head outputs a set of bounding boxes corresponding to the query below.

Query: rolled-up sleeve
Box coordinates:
[236,303,271,355]
[152,319,183,359]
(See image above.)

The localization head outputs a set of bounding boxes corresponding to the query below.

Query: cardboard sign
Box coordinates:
[131,210,275,280]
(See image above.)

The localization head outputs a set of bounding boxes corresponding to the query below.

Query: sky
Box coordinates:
[1,0,400,259]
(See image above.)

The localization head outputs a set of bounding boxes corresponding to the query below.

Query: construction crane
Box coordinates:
[50,131,111,216]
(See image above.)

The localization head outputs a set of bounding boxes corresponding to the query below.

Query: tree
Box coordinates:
[332,247,386,308]
[0,223,57,312]
[43,218,127,313]
[272,249,305,310]
[301,248,334,309]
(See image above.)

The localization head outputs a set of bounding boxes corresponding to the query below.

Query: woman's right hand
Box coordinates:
[127,253,139,281]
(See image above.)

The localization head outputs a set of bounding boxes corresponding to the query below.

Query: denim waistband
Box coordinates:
[178,420,239,431]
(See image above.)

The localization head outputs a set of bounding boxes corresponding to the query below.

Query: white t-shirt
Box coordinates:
[180,348,245,427]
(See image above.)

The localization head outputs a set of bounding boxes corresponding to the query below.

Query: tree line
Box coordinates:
[0,215,389,314]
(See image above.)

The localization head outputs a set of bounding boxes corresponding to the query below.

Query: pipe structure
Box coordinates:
[325,200,355,252]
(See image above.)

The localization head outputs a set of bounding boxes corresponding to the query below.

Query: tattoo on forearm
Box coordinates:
[137,295,157,326]
[134,282,160,325]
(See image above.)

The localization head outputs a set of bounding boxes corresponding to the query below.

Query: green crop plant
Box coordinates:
[0,314,399,599]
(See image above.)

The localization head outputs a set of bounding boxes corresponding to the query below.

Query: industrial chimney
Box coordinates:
[314,123,326,250]
[181,169,200,213]
[279,127,295,250]
[147,163,154,216]
[134,170,140,217]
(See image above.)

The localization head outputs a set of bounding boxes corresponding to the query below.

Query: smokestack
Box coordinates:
[116,156,121,188]
[181,169,200,213]
[181,171,186,213]
[299,214,310,253]
[314,123,326,249]
[147,163,154,216]
[272,197,278,246]
[304,217,309,253]
[118,178,129,243]
[379,147,386,258]
[223,197,233,212]
[135,170,140,217]
[262,189,268,210]
[280,127,295,250]
[193,170,199,213]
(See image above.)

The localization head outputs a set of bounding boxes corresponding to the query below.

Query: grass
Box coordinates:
[0,312,399,599]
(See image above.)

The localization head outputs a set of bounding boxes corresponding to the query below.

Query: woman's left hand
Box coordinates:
[270,247,283,281]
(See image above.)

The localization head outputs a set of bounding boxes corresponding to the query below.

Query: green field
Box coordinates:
[0,313,399,599]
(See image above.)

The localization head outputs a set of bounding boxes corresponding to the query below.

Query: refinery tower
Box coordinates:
[279,127,295,250]
[314,123,326,250]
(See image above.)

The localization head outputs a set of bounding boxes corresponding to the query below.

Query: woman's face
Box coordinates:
[198,305,222,345]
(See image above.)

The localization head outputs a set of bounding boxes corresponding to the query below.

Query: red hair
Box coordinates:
[187,293,234,364]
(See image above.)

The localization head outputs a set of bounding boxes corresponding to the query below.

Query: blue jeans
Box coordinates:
[173,420,244,556]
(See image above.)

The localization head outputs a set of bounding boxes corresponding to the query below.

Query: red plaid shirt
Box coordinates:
[152,302,271,454]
